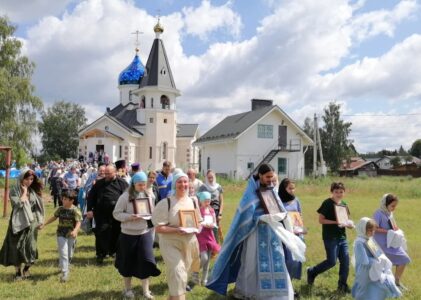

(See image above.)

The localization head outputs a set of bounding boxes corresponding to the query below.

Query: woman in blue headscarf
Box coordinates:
[113,171,160,299]
[152,170,201,300]
[207,164,305,300]
[0,168,45,280]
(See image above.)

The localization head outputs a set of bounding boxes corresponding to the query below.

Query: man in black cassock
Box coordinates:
[86,164,128,264]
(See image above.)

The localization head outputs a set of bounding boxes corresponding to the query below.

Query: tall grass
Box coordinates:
[0,176,419,299]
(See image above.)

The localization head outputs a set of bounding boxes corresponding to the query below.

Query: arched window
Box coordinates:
[161,95,170,109]
[163,142,168,160]
[140,96,145,108]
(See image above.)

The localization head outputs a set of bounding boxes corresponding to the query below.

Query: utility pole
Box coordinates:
[313,114,327,177]
[313,114,317,178]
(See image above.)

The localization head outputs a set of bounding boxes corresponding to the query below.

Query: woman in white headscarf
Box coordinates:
[373,194,410,288]
[198,170,223,242]
[152,171,201,300]
[0,168,45,280]
[352,217,401,299]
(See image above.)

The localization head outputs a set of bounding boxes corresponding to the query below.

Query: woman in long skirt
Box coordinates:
[0,168,45,280]
[113,171,161,299]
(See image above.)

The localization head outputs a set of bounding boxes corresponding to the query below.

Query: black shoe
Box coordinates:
[186,284,192,292]
[14,271,23,281]
[337,284,351,294]
[306,267,315,285]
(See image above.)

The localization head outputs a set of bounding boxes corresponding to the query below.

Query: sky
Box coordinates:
[2,0,421,154]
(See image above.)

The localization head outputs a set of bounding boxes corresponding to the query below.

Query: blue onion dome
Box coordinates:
[118,50,145,85]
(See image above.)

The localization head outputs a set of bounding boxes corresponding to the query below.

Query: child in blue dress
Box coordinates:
[352,217,401,299]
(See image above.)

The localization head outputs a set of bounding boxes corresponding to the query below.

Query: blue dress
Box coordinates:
[283,198,303,279]
[352,239,401,300]
[373,210,410,266]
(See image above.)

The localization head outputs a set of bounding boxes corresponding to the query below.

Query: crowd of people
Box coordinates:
[0,160,411,300]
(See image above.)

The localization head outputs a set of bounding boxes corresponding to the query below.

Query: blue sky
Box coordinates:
[2,0,421,153]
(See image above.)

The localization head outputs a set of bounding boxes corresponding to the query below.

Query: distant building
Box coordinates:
[376,155,421,170]
[78,21,199,170]
[339,157,378,177]
[194,99,313,180]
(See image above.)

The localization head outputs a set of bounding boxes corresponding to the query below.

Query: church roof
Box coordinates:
[107,104,143,134]
[195,105,274,143]
[118,54,145,85]
[140,38,176,89]
[177,124,199,137]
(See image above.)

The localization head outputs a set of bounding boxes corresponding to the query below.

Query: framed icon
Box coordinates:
[257,188,284,215]
[334,204,349,225]
[289,211,304,227]
[366,238,383,259]
[179,209,199,229]
[134,197,152,216]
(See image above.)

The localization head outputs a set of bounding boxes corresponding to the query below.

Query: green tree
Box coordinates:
[409,139,421,158]
[398,145,407,155]
[390,156,401,168]
[38,101,87,160]
[319,102,355,172]
[0,16,43,168]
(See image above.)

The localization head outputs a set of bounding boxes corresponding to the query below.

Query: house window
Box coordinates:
[119,145,122,158]
[257,124,273,139]
[278,157,287,174]
[207,157,210,170]
[247,162,254,170]
[150,118,153,123]
[163,142,167,159]
[164,118,167,123]
[151,98,154,108]
[149,146,152,159]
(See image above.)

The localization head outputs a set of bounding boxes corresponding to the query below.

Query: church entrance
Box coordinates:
[96,144,104,154]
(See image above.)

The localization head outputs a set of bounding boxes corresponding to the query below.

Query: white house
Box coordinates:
[78,21,199,171]
[194,99,313,180]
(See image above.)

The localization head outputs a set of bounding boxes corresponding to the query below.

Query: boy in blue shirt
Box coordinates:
[307,182,354,293]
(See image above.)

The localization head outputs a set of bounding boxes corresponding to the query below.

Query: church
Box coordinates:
[78,20,199,171]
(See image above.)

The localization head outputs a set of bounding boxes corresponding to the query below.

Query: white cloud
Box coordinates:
[182,0,242,40]
[349,0,419,42]
[0,0,79,23]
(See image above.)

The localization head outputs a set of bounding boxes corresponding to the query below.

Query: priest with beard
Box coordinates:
[206,164,306,300]
[86,164,128,264]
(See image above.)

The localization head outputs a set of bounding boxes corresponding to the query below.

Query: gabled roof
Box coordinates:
[140,38,176,89]
[340,160,378,171]
[195,105,273,143]
[177,124,199,138]
[195,105,312,144]
[107,104,143,135]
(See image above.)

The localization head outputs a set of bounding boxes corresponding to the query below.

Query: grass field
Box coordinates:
[0,176,420,299]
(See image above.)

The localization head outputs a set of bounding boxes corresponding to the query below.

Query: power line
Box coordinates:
[343,113,421,117]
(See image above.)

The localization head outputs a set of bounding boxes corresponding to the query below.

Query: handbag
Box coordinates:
[81,217,93,234]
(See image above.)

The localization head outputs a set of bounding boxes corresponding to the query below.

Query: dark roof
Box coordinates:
[177,124,198,137]
[107,104,143,135]
[195,105,274,143]
[140,38,176,89]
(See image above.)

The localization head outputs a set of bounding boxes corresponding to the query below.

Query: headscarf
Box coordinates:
[380,193,392,215]
[355,217,371,240]
[204,171,220,192]
[171,170,188,192]
[197,191,211,202]
[131,171,147,184]
[379,193,397,229]
[278,178,295,203]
